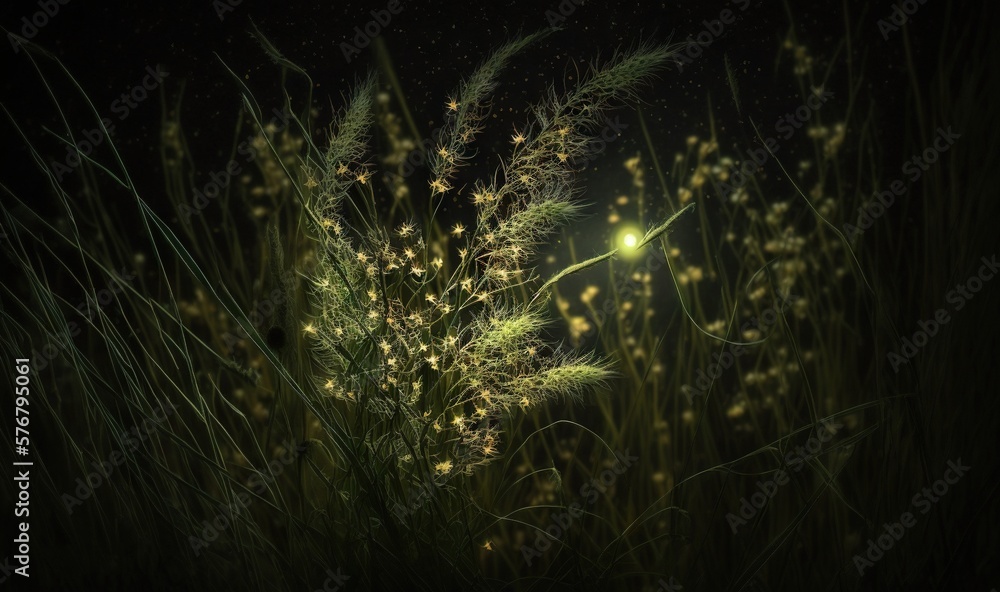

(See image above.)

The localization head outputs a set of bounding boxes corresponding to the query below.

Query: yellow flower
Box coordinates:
[429,178,451,195]
[396,222,416,237]
[435,459,453,474]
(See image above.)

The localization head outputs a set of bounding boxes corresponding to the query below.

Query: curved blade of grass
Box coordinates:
[531,203,696,304]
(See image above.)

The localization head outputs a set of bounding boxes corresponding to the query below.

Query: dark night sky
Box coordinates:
[0,0,956,271]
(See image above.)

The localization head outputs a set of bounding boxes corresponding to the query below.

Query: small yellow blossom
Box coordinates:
[429,178,451,195]
[396,222,416,237]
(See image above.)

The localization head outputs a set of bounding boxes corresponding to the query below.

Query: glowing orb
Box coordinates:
[614,224,644,259]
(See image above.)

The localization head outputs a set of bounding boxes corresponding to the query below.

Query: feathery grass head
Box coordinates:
[302,32,680,478]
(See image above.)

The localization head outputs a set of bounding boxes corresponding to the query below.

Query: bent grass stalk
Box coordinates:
[2,28,691,591]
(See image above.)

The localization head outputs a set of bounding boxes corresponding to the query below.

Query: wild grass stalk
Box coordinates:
[1,28,690,591]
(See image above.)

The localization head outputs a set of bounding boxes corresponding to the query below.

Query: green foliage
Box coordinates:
[304,34,682,481]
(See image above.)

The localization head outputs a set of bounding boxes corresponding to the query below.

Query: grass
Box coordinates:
[1,2,997,590]
[540,3,998,590]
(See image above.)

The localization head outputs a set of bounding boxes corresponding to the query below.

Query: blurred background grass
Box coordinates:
[1,1,998,590]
